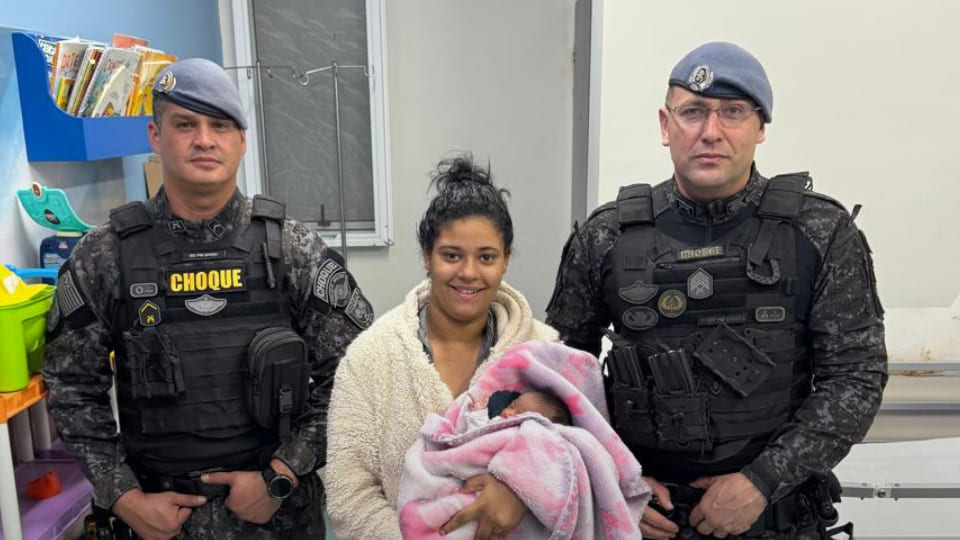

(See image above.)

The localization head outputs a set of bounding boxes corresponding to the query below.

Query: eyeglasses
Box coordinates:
[666,103,762,128]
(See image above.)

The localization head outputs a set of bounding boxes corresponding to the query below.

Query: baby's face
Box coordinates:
[499,393,549,419]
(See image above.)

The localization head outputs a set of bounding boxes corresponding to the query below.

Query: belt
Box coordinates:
[134,468,231,498]
[664,483,812,538]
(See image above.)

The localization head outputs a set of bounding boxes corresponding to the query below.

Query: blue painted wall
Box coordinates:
[0,1,222,270]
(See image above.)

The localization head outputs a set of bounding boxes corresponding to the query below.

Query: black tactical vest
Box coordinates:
[108,196,292,474]
[603,175,817,481]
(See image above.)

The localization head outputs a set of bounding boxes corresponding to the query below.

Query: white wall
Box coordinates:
[347,0,576,317]
[598,1,960,362]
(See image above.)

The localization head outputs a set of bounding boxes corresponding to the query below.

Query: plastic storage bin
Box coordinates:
[0,286,55,392]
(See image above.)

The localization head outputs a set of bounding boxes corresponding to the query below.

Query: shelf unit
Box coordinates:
[11,32,152,162]
[0,376,92,540]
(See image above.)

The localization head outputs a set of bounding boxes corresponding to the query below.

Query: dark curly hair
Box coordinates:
[417,153,513,255]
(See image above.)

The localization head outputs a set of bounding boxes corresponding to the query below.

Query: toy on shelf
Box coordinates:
[17,182,91,280]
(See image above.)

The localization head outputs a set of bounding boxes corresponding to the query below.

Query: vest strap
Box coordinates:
[616,183,654,227]
[110,202,152,238]
[757,173,809,220]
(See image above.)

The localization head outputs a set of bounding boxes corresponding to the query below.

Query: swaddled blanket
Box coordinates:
[398,340,650,539]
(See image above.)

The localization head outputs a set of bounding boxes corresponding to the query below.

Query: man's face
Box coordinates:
[659,87,765,201]
[148,103,246,195]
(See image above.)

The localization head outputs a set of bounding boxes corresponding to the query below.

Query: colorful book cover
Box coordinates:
[66,45,103,116]
[49,40,89,111]
[112,33,149,49]
[76,47,142,117]
[126,47,177,116]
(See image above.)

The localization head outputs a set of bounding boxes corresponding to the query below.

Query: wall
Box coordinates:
[0,1,222,270]
[597,0,960,362]
[346,0,576,317]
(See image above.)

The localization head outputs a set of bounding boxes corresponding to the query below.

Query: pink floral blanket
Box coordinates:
[398,341,650,539]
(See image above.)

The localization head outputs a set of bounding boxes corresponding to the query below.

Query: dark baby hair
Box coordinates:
[417,153,513,254]
[531,390,572,426]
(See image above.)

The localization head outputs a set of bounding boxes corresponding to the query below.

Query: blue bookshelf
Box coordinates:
[11,32,152,162]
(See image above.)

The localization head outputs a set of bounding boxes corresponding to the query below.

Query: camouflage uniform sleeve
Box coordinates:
[273,221,372,476]
[42,228,141,509]
[741,208,888,502]
[545,208,618,357]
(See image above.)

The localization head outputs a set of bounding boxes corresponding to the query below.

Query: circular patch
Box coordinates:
[622,306,659,331]
[156,71,176,94]
[657,289,687,318]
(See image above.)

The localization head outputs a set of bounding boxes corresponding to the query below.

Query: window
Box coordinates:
[229,0,392,247]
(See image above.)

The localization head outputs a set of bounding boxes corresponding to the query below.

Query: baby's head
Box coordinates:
[499,391,572,425]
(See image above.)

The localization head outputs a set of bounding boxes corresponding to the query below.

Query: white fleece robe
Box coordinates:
[324,280,558,540]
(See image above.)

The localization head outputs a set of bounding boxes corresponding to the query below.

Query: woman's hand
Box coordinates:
[440,473,526,539]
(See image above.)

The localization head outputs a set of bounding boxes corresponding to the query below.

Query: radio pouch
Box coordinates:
[248,327,309,439]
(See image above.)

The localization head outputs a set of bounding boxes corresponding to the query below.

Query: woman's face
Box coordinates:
[423,216,509,326]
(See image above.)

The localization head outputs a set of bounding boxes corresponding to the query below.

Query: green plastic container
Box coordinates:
[0,285,55,392]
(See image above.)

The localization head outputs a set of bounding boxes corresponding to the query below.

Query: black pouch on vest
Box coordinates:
[122,328,185,399]
[248,327,309,439]
[652,392,712,452]
[610,382,658,449]
[646,350,713,452]
[693,322,776,397]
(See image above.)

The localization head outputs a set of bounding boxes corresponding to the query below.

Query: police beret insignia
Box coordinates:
[157,71,176,94]
[687,64,714,92]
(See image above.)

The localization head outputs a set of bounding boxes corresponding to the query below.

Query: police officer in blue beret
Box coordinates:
[45,58,373,539]
[547,42,887,539]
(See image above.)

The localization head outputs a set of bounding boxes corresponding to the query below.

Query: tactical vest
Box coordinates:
[603,175,815,479]
[109,196,292,473]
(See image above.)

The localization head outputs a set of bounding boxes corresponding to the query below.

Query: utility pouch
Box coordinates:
[652,392,712,452]
[122,328,184,399]
[248,327,309,439]
[693,322,775,397]
[609,382,657,449]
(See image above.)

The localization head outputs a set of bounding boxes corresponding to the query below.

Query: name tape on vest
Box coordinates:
[166,266,246,295]
[677,245,725,261]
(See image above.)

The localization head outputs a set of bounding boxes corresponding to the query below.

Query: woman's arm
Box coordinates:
[325,357,403,540]
[439,473,526,540]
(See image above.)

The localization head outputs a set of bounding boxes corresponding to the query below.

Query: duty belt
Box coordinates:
[133,467,231,499]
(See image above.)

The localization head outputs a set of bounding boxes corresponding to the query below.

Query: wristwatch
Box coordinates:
[262,466,295,500]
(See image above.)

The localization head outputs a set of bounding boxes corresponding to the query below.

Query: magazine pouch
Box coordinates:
[248,327,309,439]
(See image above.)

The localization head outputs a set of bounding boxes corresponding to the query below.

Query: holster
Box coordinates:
[248,327,309,439]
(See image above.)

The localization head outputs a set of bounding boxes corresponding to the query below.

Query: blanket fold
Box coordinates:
[398,341,651,539]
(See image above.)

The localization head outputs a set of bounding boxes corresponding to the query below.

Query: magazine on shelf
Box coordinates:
[76,47,142,117]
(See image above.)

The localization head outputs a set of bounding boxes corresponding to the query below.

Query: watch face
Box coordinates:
[268,474,294,499]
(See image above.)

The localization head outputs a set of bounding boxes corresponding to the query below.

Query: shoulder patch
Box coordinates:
[312,258,351,308]
[345,288,374,329]
[57,269,85,318]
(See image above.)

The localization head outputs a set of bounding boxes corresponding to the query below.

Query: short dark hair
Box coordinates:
[152,94,171,128]
[531,390,572,426]
[417,153,513,255]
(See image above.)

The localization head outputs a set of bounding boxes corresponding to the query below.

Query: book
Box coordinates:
[90,66,131,117]
[65,45,103,116]
[126,47,177,116]
[49,39,89,111]
[112,33,148,49]
[76,47,142,117]
[34,35,64,78]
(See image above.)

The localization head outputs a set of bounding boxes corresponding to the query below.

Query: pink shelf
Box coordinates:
[0,460,92,540]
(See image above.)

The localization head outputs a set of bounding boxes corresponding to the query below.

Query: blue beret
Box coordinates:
[153,58,247,130]
[669,42,773,123]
